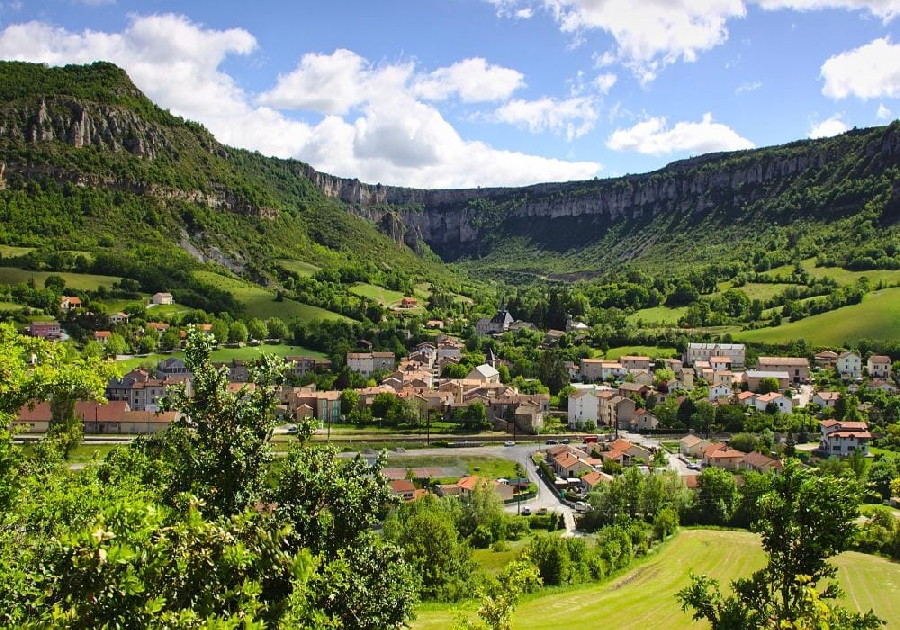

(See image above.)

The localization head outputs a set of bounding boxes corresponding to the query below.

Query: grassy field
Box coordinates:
[276,259,320,277]
[115,342,327,371]
[0,245,35,257]
[735,282,798,301]
[193,270,354,323]
[735,287,900,345]
[349,283,407,306]
[763,259,900,287]
[603,345,679,360]
[385,455,519,480]
[412,529,900,629]
[626,306,688,326]
[0,267,122,290]
[0,300,21,311]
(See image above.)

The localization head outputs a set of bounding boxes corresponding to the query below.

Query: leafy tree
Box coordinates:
[691,466,740,526]
[160,329,181,352]
[757,377,781,394]
[105,332,128,357]
[210,318,229,345]
[228,320,248,344]
[247,317,268,341]
[267,316,288,341]
[729,433,758,454]
[678,459,883,629]
[159,328,283,517]
[455,558,542,630]
[44,274,65,293]
[867,457,898,501]
[340,388,360,417]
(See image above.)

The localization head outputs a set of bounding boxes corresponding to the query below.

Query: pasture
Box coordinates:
[192,270,354,323]
[626,305,687,326]
[349,282,407,306]
[735,287,900,345]
[275,259,320,277]
[603,345,679,360]
[0,267,122,290]
[412,529,900,629]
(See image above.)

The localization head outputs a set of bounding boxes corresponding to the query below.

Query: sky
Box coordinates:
[0,1,899,189]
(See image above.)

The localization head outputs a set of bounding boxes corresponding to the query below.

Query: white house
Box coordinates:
[467,363,501,384]
[684,342,745,367]
[568,389,600,428]
[108,312,129,326]
[812,391,839,409]
[837,351,862,379]
[151,292,174,305]
[754,391,793,414]
[867,355,892,379]
[708,383,733,400]
[820,419,871,457]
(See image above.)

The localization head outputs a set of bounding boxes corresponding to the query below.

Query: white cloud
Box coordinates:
[0,15,600,188]
[755,0,900,21]
[736,80,762,93]
[808,114,849,138]
[594,72,617,93]
[606,112,754,154]
[820,37,900,99]
[515,7,534,17]
[412,57,525,102]
[877,103,893,119]
[495,96,598,140]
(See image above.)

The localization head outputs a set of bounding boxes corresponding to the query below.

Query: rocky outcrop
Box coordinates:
[300,125,900,256]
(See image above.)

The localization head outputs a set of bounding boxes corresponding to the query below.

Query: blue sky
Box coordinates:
[1,1,899,188]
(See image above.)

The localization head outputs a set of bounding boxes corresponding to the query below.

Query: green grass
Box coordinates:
[411,529,900,629]
[603,345,679,360]
[385,455,519,480]
[626,306,688,326]
[472,538,531,576]
[192,270,354,323]
[764,259,900,287]
[276,259,320,277]
[736,288,900,345]
[114,342,326,371]
[349,283,407,306]
[0,267,121,290]
[0,245,35,257]
[0,300,21,311]
[736,282,798,301]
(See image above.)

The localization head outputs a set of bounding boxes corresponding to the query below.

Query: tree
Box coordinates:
[267,316,288,341]
[692,466,740,526]
[210,318,229,345]
[867,457,898,501]
[228,320,248,344]
[247,317,268,342]
[455,558,542,630]
[159,329,181,352]
[757,377,781,394]
[340,388,360,417]
[678,459,883,629]
[44,275,65,294]
[159,328,283,517]
[105,332,128,357]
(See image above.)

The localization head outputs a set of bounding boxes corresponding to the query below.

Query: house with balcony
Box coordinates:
[820,419,871,457]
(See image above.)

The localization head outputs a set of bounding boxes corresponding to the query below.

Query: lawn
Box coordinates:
[411,529,900,629]
[385,454,519,481]
[626,306,687,326]
[603,345,679,360]
[0,300,21,311]
[735,282,798,301]
[275,259,320,277]
[735,288,900,345]
[0,245,35,257]
[114,342,327,371]
[0,267,122,290]
[763,259,900,287]
[192,270,354,323]
[349,282,407,306]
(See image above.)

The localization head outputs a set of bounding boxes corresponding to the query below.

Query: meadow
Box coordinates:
[192,270,355,322]
[736,287,900,345]
[275,259,320,277]
[602,345,679,360]
[0,267,122,290]
[626,305,687,326]
[349,282,407,307]
[114,342,327,371]
[411,529,900,629]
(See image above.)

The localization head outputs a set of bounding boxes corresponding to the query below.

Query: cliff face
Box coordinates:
[301,125,900,258]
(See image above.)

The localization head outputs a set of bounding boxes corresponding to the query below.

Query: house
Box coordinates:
[870,379,899,394]
[568,389,601,427]
[867,355,892,379]
[108,312,129,326]
[449,476,515,502]
[145,322,170,334]
[736,390,757,407]
[106,369,192,412]
[475,309,514,336]
[151,292,174,306]
[346,351,396,376]
[399,297,418,308]
[156,357,191,378]
[820,419,871,457]
[579,359,624,381]
[680,434,712,458]
[739,451,783,474]
[709,356,732,372]
[93,330,111,344]
[28,321,61,340]
[618,382,649,399]
[812,391,840,408]
[754,391,793,414]
[388,479,417,501]
[704,444,747,470]
[756,357,809,384]
[745,370,790,392]
[814,350,839,369]
[60,295,81,311]
[467,363,501,384]
[708,383,733,400]
[552,450,594,478]
[631,408,658,431]
[600,439,652,465]
[436,338,464,361]
[837,351,862,379]
[620,355,651,371]
[285,356,331,379]
[684,342,745,367]
[580,470,613,494]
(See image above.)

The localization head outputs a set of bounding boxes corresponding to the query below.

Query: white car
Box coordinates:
[504,440,515,446]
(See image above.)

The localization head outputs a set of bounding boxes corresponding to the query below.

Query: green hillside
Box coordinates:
[412,529,900,629]
[736,287,900,345]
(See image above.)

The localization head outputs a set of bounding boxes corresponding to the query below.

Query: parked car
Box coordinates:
[574,501,591,513]
[504,440,515,447]
[522,507,532,516]
[561,438,570,444]
[537,507,548,515]
[545,439,559,445]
